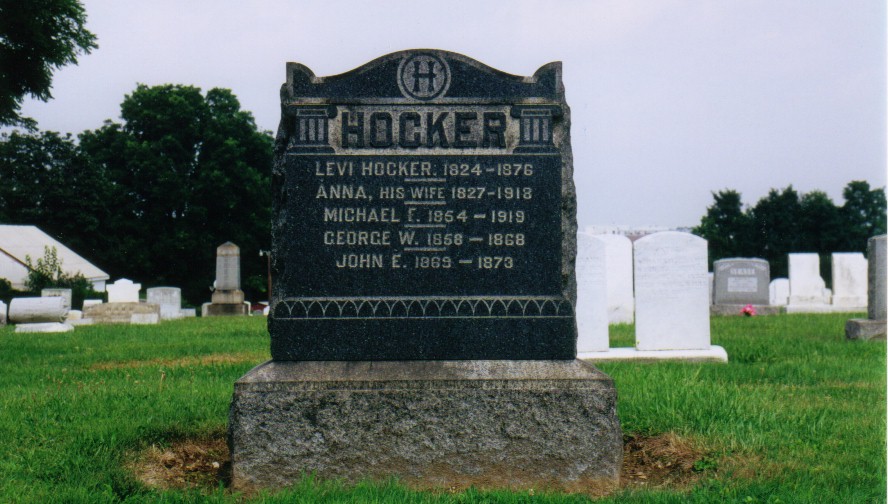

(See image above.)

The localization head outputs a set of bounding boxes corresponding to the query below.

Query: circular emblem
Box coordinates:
[397,53,450,101]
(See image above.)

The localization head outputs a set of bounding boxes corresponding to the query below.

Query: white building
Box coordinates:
[0,225,109,291]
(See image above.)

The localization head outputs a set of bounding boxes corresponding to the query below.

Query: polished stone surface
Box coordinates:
[269,49,577,360]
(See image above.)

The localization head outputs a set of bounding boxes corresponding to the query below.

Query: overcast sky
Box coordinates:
[17,0,887,228]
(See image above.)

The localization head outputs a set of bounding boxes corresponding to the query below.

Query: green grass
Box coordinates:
[0,314,883,503]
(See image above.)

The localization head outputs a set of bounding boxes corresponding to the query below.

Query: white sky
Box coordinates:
[17,0,887,228]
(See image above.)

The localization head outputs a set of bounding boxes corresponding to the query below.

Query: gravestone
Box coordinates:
[769,278,789,306]
[634,232,711,350]
[711,258,780,315]
[106,279,141,303]
[846,235,887,340]
[9,297,68,323]
[229,50,621,494]
[712,258,769,305]
[204,243,249,316]
[575,232,608,352]
[831,252,867,309]
[83,299,103,308]
[9,297,72,332]
[868,235,887,321]
[41,288,73,311]
[787,253,830,308]
[0,300,6,325]
[593,234,634,323]
[147,287,183,320]
[83,302,161,325]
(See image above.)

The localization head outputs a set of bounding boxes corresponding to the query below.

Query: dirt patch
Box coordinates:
[131,432,711,495]
[130,435,230,491]
[92,353,262,371]
[620,433,707,490]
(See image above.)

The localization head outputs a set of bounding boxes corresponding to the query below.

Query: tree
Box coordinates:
[797,190,843,253]
[694,182,886,280]
[78,84,274,304]
[747,186,802,278]
[0,0,97,127]
[692,189,753,267]
[0,130,113,254]
[839,180,886,253]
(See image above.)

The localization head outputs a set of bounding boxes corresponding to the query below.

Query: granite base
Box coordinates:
[579,346,728,363]
[203,303,249,317]
[229,359,622,494]
[786,305,867,314]
[845,319,887,341]
[14,322,74,333]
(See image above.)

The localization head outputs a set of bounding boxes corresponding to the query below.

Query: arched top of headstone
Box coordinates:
[217,242,240,255]
[634,231,707,248]
[282,49,562,104]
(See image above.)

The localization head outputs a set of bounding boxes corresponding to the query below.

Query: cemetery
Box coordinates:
[0,45,884,503]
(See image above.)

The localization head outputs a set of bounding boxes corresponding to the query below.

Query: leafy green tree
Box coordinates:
[747,186,803,278]
[695,182,886,280]
[78,84,273,304]
[839,180,886,253]
[0,130,112,254]
[692,189,753,267]
[0,0,97,127]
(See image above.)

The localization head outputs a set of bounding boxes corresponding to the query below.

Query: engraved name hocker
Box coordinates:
[290,105,560,153]
[286,54,560,154]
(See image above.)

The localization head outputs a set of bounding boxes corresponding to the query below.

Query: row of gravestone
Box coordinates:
[0,283,197,332]
[575,232,888,357]
[1,241,259,332]
[576,231,727,361]
[715,251,869,313]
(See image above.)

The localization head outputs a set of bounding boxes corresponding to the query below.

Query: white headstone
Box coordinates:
[9,297,68,323]
[575,233,609,352]
[708,272,714,305]
[592,234,635,323]
[633,232,711,351]
[831,252,868,308]
[146,287,183,320]
[66,310,83,321]
[41,288,73,311]
[83,299,103,308]
[788,253,829,306]
[769,278,790,306]
[180,308,197,318]
[106,279,141,303]
[0,300,6,325]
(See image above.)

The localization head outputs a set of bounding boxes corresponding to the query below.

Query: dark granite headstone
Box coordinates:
[231,50,620,494]
[270,50,576,360]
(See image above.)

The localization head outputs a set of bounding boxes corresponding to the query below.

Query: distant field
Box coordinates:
[0,313,883,503]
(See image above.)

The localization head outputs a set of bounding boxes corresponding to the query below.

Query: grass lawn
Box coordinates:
[0,313,883,503]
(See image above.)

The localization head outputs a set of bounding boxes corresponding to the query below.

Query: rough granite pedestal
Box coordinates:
[229,359,621,494]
